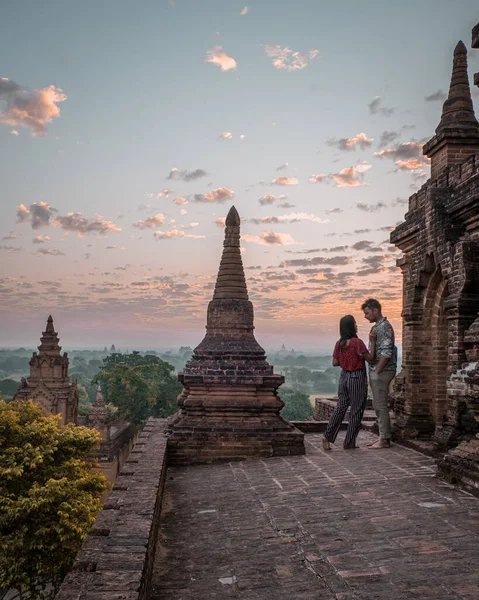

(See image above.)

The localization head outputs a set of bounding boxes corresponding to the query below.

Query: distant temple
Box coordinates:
[13,315,78,425]
[14,316,137,483]
[391,32,479,491]
[167,206,305,464]
[88,384,110,443]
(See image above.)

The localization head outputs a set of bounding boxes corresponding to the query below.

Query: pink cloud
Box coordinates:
[248,212,329,225]
[242,231,295,245]
[33,248,65,256]
[240,6,249,15]
[174,197,188,205]
[331,163,371,187]
[205,47,237,71]
[133,213,166,229]
[395,159,428,171]
[328,132,374,151]
[157,188,174,197]
[0,78,66,136]
[216,217,226,228]
[374,141,426,161]
[179,222,199,229]
[9,129,19,136]
[219,131,233,140]
[32,235,51,244]
[264,46,319,71]
[153,229,205,240]
[16,202,57,229]
[308,174,327,183]
[272,177,298,185]
[194,187,234,203]
[54,214,122,237]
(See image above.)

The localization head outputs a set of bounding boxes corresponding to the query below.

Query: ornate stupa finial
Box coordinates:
[46,315,54,333]
[94,384,105,406]
[38,315,62,356]
[213,206,248,301]
[89,383,109,440]
[436,41,479,135]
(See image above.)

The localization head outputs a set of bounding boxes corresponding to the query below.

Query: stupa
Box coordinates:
[14,315,78,425]
[167,206,305,465]
[88,384,110,442]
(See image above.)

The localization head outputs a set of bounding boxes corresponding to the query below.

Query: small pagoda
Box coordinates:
[88,384,110,442]
[167,206,305,465]
[14,315,78,425]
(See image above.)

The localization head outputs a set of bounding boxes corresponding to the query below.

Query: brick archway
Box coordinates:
[423,273,449,431]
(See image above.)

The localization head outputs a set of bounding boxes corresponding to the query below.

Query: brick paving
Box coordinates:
[151,431,479,600]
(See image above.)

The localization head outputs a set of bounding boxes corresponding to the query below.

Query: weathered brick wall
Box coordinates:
[391,131,479,445]
[55,418,168,600]
[429,142,479,180]
[313,397,347,422]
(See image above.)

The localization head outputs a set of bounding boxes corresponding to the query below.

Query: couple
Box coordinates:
[322,298,396,451]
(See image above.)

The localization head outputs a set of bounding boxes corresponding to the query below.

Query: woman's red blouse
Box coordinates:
[333,337,368,372]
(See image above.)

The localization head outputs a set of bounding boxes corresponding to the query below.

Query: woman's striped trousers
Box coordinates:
[324,369,367,449]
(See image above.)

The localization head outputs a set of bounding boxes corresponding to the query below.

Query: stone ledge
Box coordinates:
[55,418,169,600]
[437,439,479,498]
[312,397,375,422]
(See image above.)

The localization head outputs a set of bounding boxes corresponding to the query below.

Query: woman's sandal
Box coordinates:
[322,436,331,451]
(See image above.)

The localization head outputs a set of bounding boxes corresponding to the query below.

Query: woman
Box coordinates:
[322,315,376,450]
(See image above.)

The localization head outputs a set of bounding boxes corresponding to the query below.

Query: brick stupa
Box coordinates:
[167,206,305,465]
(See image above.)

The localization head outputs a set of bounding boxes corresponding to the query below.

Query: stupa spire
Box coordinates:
[95,384,104,406]
[46,315,54,333]
[423,40,479,179]
[38,315,62,355]
[436,41,479,134]
[213,206,248,301]
[89,383,109,441]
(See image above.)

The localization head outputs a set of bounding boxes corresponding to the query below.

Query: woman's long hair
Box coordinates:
[339,314,357,348]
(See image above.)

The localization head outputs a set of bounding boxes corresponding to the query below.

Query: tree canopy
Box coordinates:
[0,400,108,599]
[92,351,182,425]
[0,378,19,400]
[280,388,313,421]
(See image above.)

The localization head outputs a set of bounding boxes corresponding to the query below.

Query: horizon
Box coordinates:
[2,1,478,348]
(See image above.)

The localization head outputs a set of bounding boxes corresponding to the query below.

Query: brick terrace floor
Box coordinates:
[151,431,479,600]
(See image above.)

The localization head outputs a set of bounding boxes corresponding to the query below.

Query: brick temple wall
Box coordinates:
[55,418,168,600]
[391,125,479,446]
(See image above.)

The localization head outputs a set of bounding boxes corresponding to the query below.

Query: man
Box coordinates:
[361,298,397,449]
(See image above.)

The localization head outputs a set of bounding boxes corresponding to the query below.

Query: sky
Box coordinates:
[1,0,478,351]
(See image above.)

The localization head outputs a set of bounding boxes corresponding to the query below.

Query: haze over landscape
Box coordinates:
[1,0,478,351]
